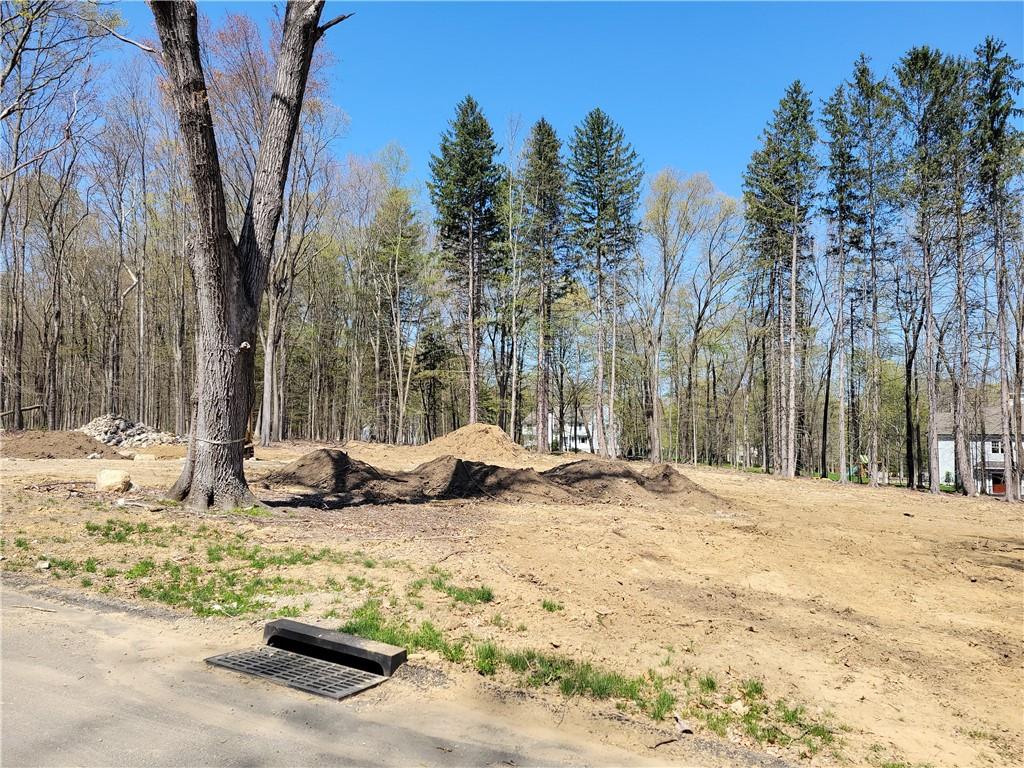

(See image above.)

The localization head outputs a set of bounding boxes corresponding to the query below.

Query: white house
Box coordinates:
[936,405,1021,496]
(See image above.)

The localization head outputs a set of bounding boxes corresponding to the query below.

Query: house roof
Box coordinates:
[935,405,1019,437]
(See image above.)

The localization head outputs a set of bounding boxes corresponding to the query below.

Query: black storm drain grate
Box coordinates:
[206,646,388,700]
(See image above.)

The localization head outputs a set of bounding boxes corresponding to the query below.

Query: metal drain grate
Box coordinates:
[206,646,387,700]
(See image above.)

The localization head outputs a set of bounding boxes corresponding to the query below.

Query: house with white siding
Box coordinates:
[936,405,1021,496]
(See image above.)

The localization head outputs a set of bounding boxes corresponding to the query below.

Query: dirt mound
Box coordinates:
[264,449,570,505]
[424,423,526,463]
[1,430,124,460]
[412,455,571,503]
[541,459,727,506]
[263,449,390,496]
[263,447,721,508]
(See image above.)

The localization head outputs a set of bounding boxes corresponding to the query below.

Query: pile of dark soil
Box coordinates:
[264,447,722,509]
[263,450,571,504]
[0,430,124,460]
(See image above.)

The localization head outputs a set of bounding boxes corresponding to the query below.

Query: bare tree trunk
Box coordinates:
[787,208,797,478]
[152,0,336,509]
[995,202,1018,502]
[953,183,977,495]
[923,224,940,494]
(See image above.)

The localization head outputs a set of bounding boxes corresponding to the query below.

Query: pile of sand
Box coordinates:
[1,430,124,460]
[264,446,723,508]
[423,424,526,463]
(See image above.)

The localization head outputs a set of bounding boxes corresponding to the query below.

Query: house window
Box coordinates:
[991,440,1003,454]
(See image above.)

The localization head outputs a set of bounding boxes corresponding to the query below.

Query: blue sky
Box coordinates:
[118,1,1022,199]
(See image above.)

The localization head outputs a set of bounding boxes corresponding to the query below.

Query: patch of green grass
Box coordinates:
[475,641,500,675]
[541,599,563,612]
[646,689,676,720]
[340,600,466,662]
[80,577,93,587]
[741,678,764,700]
[103,568,119,578]
[83,557,98,574]
[429,571,494,604]
[135,562,293,616]
[229,506,271,519]
[347,574,369,589]
[15,538,29,549]
[49,557,78,574]
[361,557,376,568]
[698,673,717,693]
[125,559,155,579]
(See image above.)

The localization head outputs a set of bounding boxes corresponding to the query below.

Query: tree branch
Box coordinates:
[317,11,353,38]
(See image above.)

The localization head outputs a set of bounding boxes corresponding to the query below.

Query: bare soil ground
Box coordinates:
[1,430,124,460]
[2,432,1021,767]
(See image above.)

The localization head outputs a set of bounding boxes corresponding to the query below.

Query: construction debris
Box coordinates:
[78,414,181,448]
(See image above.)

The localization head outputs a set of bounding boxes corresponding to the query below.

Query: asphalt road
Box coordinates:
[1,582,661,768]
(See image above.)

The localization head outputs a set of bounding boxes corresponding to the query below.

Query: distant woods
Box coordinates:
[1,3,1020,496]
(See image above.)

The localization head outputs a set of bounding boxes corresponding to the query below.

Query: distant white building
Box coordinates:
[522,409,612,453]
[936,406,1021,496]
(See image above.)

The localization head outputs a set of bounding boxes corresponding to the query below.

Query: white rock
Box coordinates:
[96,469,131,493]
[133,453,156,462]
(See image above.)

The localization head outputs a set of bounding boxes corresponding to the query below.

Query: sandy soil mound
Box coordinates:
[1,430,124,460]
[541,459,726,506]
[424,424,526,463]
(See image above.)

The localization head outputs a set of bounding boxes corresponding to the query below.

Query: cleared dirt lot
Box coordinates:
[2,434,1021,767]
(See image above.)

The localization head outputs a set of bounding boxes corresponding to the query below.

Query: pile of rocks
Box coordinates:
[78,414,181,448]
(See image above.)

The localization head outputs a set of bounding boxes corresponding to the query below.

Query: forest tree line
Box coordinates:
[1,2,1021,497]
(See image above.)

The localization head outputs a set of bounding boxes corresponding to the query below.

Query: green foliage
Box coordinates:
[567,107,643,277]
[429,571,494,604]
[428,95,503,278]
[541,599,563,612]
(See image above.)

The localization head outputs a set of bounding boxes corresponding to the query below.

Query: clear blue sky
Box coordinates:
[118,1,1022,198]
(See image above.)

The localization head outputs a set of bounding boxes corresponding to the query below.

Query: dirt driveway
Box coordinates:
[1,442,1021,767]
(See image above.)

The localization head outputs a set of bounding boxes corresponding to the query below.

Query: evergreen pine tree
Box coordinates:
[428,96,502,424]
[821,83,864,486]
[522,117,567,453]
[566,108,643,456]
[971,37,1023,501]
[848,54,900,489]
[743,81,817,477]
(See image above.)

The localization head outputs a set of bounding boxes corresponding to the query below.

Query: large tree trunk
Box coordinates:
[151,0,335,509]
[953,182,977,496]
[995,202,1019,502]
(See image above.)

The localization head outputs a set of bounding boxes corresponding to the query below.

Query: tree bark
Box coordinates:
[151,0,333,509]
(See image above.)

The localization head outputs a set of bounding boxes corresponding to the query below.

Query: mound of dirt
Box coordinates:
[424,423,526,463]
[541,459,650,501]
[264,449,571,505]
[263,447,721,509]
[541,459,727,506]
[412,455,571,503]
[263,449,393,497]
[1,430,124,460]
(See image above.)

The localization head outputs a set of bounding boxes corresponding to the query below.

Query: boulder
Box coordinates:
[96,469,131,493]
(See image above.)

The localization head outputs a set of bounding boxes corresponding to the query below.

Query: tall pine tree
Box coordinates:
[972,37,1023,502]
[849,55,900,488]
[821,83,863,485]
[743,81,817,477]
[428,96,502,425]
[567,108,643,457]
[522,117,567,453]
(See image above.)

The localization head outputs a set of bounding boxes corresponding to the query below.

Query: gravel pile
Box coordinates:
[78,414,181,448]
